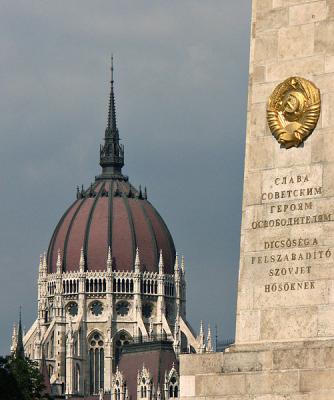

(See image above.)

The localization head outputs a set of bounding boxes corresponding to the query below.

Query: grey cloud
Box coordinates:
[0,0,251,354]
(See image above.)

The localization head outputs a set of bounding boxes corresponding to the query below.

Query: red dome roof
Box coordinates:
[47,179,175,274]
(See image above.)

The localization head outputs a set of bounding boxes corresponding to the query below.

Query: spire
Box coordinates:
[79,247,85,272]
[15,307,25,359]
[207,324,213,352]
[135,247,141,272]
[197,320,205,354]
[181,255,185,274]
[107,246,112,272]
[158,250,164,274]
[38,254,43,277]
[42,252,47,274]
[174,253,179,275]
[98,56,125,179]
[56,249,62,274]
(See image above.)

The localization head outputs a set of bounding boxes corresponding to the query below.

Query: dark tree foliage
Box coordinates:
[0,355,52,400]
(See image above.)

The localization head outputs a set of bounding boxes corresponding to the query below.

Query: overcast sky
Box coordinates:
[0,1,251,355]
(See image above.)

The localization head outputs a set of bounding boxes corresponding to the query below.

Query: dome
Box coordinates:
[47,179,175,274]
[46,60,175,275]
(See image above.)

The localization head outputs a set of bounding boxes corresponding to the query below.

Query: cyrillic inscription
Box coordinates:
[250,171,331,295]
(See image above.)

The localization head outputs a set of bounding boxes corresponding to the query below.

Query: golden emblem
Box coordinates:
[267,77,321,149]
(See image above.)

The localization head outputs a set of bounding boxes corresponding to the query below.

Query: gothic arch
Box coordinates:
[87,330,104,394]
[113,330,133,369]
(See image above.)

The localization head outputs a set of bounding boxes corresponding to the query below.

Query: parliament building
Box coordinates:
[10,61,206,399]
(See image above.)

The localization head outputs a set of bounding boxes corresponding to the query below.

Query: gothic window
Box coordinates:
[112,367,127,400]
[89,332,104,394]
[74,364,80,393]
[142,303,153,319]
[116,301,130,316]
[165,366,179,399]
[114,331,133,367]
[50,332,54,357]
[90,301,103,316]
[67,302,78,317]
[169,377,178,398]
[137,366,152,399]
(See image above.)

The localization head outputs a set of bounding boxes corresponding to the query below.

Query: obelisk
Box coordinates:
[180,1,334,398]
[236,0,334,345]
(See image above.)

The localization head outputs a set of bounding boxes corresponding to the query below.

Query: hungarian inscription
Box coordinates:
[249,168,332,296]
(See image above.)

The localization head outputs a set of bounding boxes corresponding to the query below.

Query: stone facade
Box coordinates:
[180,0,334,398]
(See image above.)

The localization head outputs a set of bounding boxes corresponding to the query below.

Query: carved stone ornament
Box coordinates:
[267,76,321,149]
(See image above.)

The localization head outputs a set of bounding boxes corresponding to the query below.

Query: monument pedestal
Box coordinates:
[181,341,334,399]
[180,0,334,398]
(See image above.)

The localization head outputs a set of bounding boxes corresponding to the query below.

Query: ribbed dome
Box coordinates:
[47,60,175,275]
[47,179,175,274]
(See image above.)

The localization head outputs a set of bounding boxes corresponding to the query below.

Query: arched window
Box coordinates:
[169,377,178,398]
[112,367,127,400]
[137,366,152,399]
[74,364,80,393]
[165,366,179,399]
[114,331,133,368]
[88,332,104,394]
[50,332,54,357]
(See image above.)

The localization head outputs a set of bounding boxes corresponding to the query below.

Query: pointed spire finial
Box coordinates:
[107,246,112,271]
[207,324,213,352]
[174,253,179,274]
[135,247,141,272]
[42,252,47,273]
[99,56,124,179]
[15,306,24,359]
[79,247,85,272]
[158,250,164,274]
[39,254,43,275]
[56,249,62,274]
[181,255,185,274]
[198,320,205,354]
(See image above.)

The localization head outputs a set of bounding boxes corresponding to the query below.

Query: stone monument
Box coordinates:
[180,0,334,398]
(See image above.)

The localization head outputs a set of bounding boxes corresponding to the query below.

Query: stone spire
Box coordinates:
[181,255,185,274]
[38,254,43,278]
[15,307,25,359]
[135,247,141,272]
[79,247,85,272]
[158,250,164,275]
[107,246,112,272]
[56,249,62,274]
[197,320,206,354]
[42,252,47,275]
[99,55,124,179]
[174,253,180,275]
[206,324,213,352]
